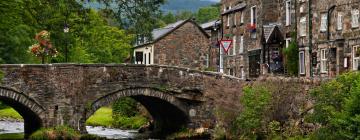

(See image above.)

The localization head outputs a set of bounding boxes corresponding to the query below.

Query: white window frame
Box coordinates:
[299,51,305,75]
[352,9,359,28]
[300,17,307,37]
[353,45,360,70]
[320,13,327,32]
[227,15,230,27]
[234,13,237,26]
[285,38,291,48]
[240,11,244,24]
[337,12,343,30]
[320,49,327,73]
[286,0,291,26]
[241,67,245,79]
[239,35,244,53]
[232,36,237,55]
[251,6,257,25]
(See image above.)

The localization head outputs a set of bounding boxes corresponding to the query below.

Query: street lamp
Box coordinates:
[64,24,69,62]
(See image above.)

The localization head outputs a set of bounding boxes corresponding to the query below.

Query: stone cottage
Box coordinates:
[133,19,214,70]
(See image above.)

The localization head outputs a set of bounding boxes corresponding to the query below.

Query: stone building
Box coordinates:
[134,19,214,70]
[298,0,360,78]
[220,0,360,78]
[201,20,222,71]
[220,0,297,79]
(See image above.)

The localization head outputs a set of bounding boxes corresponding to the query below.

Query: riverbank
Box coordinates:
[0,108,22,122]
[0,133,23,140]
[86,107,148,129]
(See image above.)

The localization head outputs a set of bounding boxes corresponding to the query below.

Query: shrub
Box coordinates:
[112,97,138,117]
[234,86,271,139]
[308,72,360,140]
[29,126,80,140]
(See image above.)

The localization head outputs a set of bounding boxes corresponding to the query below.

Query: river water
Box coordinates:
[0,121,138,139]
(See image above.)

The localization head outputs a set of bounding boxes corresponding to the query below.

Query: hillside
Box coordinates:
[161,0,217,13]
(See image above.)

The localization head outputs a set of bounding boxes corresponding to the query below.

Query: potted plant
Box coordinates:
[29,30,58,63]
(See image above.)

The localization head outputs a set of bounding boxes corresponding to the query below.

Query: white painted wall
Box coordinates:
[134,45,154,65]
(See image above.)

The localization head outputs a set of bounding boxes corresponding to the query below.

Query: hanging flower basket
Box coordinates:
[29,30,58,63]
[246,23,256,33]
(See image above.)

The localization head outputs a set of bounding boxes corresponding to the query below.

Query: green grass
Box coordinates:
[86,107,113,127]
[0,133,24,140]
[0,108,22,120]
[85,107,148,129]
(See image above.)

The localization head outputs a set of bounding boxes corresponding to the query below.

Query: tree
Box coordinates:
[309,72,360,140]
[96,0,165,40]
[195,6,220,23]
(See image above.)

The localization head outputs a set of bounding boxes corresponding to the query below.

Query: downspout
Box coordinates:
[327,5,336,40]
[308,0,313,77]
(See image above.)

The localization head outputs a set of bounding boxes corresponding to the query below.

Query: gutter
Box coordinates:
[327,5,336,40]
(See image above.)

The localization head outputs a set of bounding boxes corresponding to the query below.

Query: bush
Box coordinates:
[234,86,271,139]
[112,97,138,117]
[29,126,80,140]
[308,72,360,140]
[112,115,148,129]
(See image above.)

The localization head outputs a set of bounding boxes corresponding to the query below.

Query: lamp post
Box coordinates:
[64,24,69,62]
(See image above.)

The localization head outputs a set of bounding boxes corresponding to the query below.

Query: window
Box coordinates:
[337,12,343,30]
[232,36,237,55]
[228,68,235,76]
[240,11,244,24]
[241,67,245,79]
[353,46,360,70]
[286,38,291,48]
[299,51,305,74]
[234,13,237,26]
[135,52,143,64]
[251,6,257,25]
[321,49,327,73]
[148,53,151,64]
[239,35,244,53]
[286,0,291,26]
[227,15,230,27]
[300,17,307,37]
[352,9,359,28]
[320,14,327,32]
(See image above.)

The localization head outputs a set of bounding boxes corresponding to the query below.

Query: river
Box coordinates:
[0,121,138,139]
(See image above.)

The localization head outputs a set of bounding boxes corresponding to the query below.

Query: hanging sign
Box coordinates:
[220,40,233,54]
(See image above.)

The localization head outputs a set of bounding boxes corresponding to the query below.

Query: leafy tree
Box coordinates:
[283,33,299,76]
[235,86,271,139]
[112,97,138,117]
[96,0,165,40]
[161,12,177,24]
[309,72,360,140]
[195,6,220,23]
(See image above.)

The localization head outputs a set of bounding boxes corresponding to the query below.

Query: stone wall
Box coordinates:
[153,22,211,70]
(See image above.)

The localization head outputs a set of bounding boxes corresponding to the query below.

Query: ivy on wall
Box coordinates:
[283,33,299,76]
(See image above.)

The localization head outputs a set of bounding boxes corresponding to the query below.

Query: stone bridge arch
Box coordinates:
[86,87,189,136]
[0,87,45,138]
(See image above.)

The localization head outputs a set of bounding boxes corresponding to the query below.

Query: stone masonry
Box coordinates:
[0,64,323,138]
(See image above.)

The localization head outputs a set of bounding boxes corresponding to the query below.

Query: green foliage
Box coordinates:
[235,86,271,139]
[112,97,138,117]
[195,6,220,23]
[80,134,106,140]
[0,70,3,81]
[29,125,80,140]
[0,108,23,120]
[112,115,148,129]
[0,133,24,140]
[308,72,360,140]
[283,39,299,76]
[86,107,113,127]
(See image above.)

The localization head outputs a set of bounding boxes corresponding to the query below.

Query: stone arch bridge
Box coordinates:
[0,64,246,137]
[0,64,317,137]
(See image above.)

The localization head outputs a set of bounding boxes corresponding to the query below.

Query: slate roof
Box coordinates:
[221,3,246,15]
[201,20,221,30]
[135,19,210,48]
[263,25,283,44]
